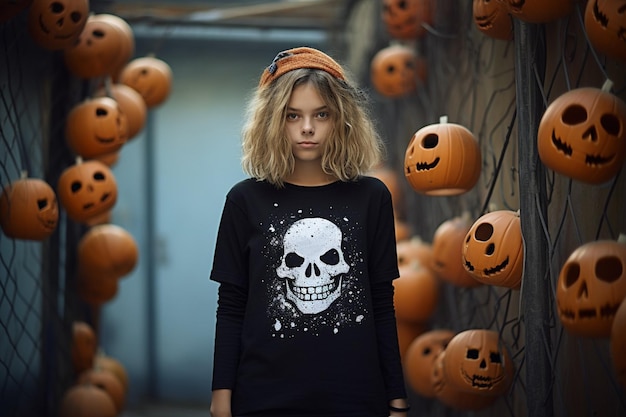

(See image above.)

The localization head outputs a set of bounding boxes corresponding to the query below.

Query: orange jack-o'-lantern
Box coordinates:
[59,384,118,417]
[77,369,125,413]
[404,116,481,196]
[432,350,498,410]
[585,0,626,63]
[556,239,626,338]
[394,256,439,323]
[473,0,513,40]
[462,210,523,289]
[95,354,129,392]
[432,216,482,288]
[538,81,626,185]
[78,224,138,280]
[71,321,97,374]
[611,298,626,388]
[95,83,147,140]
[397,236,433,270]
[64,14,133,79]
[27,0,88,50]
[119,56,173,108]
[0,177,58,240]
[57,159,118,224]
[382,0,432,40]
[404,329,455,397]
[66,97,128,159]
[442,329,514,396]
[499,0,573,23]
[1,0,33,23]
[370,45,425,98]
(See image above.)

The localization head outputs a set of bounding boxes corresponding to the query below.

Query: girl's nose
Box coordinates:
[301,118,314,135]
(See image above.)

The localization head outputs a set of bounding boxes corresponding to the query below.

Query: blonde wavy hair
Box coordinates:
[241,68,384,187]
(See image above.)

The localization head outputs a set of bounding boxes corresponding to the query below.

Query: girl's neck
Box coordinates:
[285,163,337,187]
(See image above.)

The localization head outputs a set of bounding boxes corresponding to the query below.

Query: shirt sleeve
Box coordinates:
[368,178,400,283]
[372,280,408,401]
[211,282,247,390]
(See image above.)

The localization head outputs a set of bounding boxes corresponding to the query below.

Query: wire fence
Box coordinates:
[1,0,625,416]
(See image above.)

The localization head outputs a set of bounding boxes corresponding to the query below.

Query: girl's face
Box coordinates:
[285,82,332,166]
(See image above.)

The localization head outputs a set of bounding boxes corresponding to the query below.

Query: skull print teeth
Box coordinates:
[288,278,340,301]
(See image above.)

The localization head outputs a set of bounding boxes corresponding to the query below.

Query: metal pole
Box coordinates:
[513,19,553,417]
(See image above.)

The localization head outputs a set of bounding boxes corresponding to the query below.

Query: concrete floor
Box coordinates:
[121,403,211,417]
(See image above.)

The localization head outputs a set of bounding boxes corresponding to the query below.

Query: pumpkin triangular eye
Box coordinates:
[37,198,48,210]
[71,181,82,193]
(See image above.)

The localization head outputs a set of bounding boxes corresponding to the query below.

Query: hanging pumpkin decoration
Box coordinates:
[432,350,499,411]
[59,384,117,417]
[611,298,626,388]
[397,236,433,270]
[1,0,33,23]
[370,45,426,98]
[556,239,626,338]
[473,0,513,41]
[77,369,125,413]
[499,0,574,23]
[0,176,58,240]
[57,159,118,224]
[27,0,89,50]
[585,0,626,63]
[71,321,97,374]
[538,80,626,185]
[77,271,119,305]
[394,255,439,323]
[404,329,455,397]
[93,13,135,77]
[78,224,139,280]
[64,13,133,79]
[404,116,482,196]
[119,56,173,108]
[442,329,514,396]
[95,354,129,392]
[432,215,482,288]
[382,0,432,40]
[95,83,147,140]
[66,96,128,159]
[462,210,524,289]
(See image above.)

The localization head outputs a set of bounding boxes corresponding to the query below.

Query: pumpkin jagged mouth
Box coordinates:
[475,10,499,29]
[559,302,621,321]
[96,136,116,144]
[81,193,111,210]
[551,130,615,166]
[463,256,509,276]
[551,130,573,156]
[592,0,608,27]
[38,15,77,39]
[412,157,440,172]
[461,369,505,389]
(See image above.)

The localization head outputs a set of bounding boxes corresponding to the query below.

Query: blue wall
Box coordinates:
[100,32,326,406]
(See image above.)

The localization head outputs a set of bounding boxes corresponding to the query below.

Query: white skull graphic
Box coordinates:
[276,218,349,314]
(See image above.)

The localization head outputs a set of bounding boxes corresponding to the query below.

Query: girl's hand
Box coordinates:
[210,389,232,417]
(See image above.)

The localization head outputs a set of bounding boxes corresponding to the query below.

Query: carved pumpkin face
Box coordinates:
[473,0,513,40]
[585,0,626,64]
[119,56,173,108]
[432,350,498,411]
[78,224,138,280]
[611,299,626,388]
[57,160,118,223]
[397,236,433,269]
[95,83,147,140]
[404,118,481,196]
[394,258,439,323]
[66,97,128,159]
[64,14,132,79]
[432,216,482,287]
[405,329,455,397]
[443,329,514,396]
[370,45,425,98]
[27,0,88,50]
[0,178,58,240]
[538,86,626,184]
[462,210,523,289]
[498,0,574,23]
[556,240,626,338]
[382,0,432,39]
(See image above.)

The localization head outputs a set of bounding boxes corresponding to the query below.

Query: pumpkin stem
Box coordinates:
[439,115,448,124]
[20,170,27,179]
[601,79,613,92]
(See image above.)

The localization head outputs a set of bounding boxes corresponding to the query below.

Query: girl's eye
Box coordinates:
[316,111,329,119]
[286,113,299,120]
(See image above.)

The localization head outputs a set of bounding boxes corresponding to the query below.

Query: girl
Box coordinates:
[209,47,409,417]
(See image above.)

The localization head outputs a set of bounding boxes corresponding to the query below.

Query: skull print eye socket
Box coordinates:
[320,249,340,265]
[596,256,622,283]
[562,104,587,125]
[601,114,620,136]
[466,348,479,360]
[285,252,304,268]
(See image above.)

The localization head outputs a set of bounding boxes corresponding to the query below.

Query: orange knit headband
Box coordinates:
[258,47,346,87]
